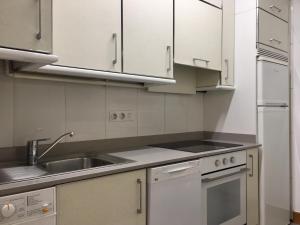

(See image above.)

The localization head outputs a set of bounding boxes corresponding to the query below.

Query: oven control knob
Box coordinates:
[1,203,16,218]
[223,158,228,165]
[215,160,221,167]
[230,156,236,164]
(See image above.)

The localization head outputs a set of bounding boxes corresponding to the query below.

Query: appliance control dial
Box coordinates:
[230,156,235,164]
[1,203,16,218]
[223,158,228,165]
[215,160,221,167]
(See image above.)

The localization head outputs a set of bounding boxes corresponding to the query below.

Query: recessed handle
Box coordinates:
[166,166,193,174]
[36,0,42,40]
[269,38,282,45]
[269,5,282,13]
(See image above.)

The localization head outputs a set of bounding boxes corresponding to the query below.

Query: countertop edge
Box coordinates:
[0,143,261,196]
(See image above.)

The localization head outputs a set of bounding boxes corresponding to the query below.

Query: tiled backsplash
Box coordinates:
[0,73,204,148]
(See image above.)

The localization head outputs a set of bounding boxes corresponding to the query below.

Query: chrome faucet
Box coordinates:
[27,132,74,166]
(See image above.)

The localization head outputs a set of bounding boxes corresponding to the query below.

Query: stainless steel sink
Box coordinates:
[39,155,132,174]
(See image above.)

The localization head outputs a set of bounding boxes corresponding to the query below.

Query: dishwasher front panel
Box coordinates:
[147,160,202,225]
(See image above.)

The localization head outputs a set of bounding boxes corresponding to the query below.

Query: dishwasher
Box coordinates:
[0,188,56,225]
[148,160,202,225]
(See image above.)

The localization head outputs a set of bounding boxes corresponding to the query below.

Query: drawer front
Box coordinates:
[258,0,289,21]
[258,9,289,52]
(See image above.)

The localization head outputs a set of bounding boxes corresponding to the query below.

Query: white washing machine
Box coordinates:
[0,187,56,225]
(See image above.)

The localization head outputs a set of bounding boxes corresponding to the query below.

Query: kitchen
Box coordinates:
[0,0,297,225]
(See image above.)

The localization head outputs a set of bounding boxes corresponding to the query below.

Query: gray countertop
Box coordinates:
[0,140,260,196]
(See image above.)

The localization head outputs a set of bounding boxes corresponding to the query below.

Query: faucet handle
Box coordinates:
[27,138,51,148]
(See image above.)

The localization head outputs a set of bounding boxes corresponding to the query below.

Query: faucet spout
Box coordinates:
[37,131,74,161]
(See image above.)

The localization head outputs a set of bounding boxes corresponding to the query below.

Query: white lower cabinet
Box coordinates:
[175,0,222,71]
[56,170,146,225]
[123,0,173,78]
[247,148,259,225]
[52,0,122,72]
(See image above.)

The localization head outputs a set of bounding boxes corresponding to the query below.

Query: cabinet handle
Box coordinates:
[36,0,42,40]
[248,154,254,177]
[112,33,118,65]
[167,46,172,72]
[193,58,210,67]
[225,59,229,81]
[269,38,282,45]
[137,179,142,214]
[269,5,282,13]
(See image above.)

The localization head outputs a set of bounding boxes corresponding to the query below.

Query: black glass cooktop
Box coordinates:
[152,140,243,153]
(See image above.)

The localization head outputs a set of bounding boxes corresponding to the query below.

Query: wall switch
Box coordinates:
[109,110,135,122]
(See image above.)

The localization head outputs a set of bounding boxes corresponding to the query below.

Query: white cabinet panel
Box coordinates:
[123,0,173,78]
[0,0,52,53]
[258,0,289,21]
[175,0,222,71]
[53,0,121,72]
[204,0,223,8]
[221,0,235,86]
[258,9,289,52]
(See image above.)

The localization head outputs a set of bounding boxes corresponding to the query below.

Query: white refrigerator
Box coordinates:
[257,58,290,225]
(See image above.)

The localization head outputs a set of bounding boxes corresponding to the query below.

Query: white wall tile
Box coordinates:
[65,84,106,142]
[138,90,165,136]
[186,94,204,132]
[165,94,188,133]
[14,79,66,146]
[0,75,13,147]
[106,87,138,138]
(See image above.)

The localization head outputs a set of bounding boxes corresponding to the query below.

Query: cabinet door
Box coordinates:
[175,0,222,71]
[123,0,173,78]
[258,9,289,53]
[247,148,259,225]
[56,170,146,225]
[0,0,52,53]
[258,0,289,21]
[221,0,235,86]
[53,0,121,72]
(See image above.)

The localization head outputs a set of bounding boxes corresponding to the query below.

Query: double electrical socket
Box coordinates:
[109,110,135,122]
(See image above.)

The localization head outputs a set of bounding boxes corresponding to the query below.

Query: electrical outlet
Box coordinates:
[109,110,135,122]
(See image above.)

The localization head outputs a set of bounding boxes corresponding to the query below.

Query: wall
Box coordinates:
[203,0,257,135]
[0,64,204,148]
[291,0,300,213]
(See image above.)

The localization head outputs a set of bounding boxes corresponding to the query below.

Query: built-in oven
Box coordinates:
[201,151,247,225]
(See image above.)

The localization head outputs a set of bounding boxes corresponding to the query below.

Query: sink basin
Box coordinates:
[39,155,132,174]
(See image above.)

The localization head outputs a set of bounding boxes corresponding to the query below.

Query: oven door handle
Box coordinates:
[202,168,249,183]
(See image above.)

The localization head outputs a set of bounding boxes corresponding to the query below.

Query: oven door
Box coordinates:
[201,165,247,225]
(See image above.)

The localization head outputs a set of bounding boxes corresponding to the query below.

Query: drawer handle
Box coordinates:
[269,38,282,45]
[225,59,229,81]
[112,33,118,65]
[269,5,282,13]
[137,179,142,214]
[248,154,254,177]
[167,45,172,72]
[36,0,42,40]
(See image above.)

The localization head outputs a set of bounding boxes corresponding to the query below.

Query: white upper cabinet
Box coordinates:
[221,0,235,86]
[258,9,289,53]
[258,0,289,22]
[175,0,222,71]
[0,0,52,53]
[52,0,121,72]
[123,0,173,78]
